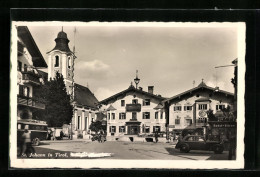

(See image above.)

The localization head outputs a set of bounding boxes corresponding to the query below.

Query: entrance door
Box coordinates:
[127,126,140,135]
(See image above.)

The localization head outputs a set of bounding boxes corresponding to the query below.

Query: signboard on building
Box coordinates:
[208,121,237,128]
[126,104,141,112]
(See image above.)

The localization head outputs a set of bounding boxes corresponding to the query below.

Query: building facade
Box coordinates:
[47,29,99,139]
[17,26,47,121]
[99,84,166,139]
[164,80,235,134]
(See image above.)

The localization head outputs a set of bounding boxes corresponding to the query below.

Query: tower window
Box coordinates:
[54,55,59,67]
[68,56,71,69]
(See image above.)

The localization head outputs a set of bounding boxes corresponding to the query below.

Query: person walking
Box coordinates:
[21,129,31,155]
[155,131,159,143]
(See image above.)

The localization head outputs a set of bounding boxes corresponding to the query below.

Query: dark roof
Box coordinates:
[17,26,48,68]
[99,86,166,105]
[164,81,234,103]
[47,31,72,53]
[195,97,212,102]
[37,70,48,82]
[74,83,99,109]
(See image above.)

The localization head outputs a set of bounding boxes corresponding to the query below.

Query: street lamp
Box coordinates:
[134,70,140,89]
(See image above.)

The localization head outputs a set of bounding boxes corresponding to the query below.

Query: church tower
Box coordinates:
[47,28,76,96]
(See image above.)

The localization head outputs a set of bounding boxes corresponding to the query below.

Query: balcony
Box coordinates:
[17,95,45,109]
[22,72,41,85]
[125,104,141,112]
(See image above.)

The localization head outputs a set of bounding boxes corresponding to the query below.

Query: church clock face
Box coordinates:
[199,110,206,117]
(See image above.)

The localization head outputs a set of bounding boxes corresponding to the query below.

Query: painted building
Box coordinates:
[163,80,234,134]
[17,26,47,121]
[99,83,166,139]
[47,29,99,139]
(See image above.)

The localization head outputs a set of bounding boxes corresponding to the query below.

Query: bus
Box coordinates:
[17,119,48,146]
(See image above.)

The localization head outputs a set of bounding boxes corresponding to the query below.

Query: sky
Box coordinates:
[28,23,239,101]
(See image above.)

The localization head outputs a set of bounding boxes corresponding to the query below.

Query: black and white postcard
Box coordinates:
[10,21,245,169]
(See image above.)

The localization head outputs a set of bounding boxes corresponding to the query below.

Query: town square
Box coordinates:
[10,22,245,168]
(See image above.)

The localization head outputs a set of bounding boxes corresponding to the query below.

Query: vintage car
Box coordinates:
[175,135,224,154]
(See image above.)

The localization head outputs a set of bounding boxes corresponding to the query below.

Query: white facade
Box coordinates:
[101,87,166,137]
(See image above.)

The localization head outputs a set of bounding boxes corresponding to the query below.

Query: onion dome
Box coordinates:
[48,30,72,53]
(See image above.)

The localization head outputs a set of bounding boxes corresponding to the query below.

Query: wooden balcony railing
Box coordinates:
[17,95,45,109]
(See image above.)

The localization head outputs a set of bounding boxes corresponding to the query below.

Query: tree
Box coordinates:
[34,72,73,127]
[89,121,106,133]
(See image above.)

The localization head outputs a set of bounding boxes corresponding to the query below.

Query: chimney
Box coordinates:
[148,86,154,94]
[139,87,143,91]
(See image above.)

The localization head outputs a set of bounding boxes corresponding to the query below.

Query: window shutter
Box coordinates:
[114,126,116,133]
[119,113,121,119]
[174,107,176,111]
[184,106,186,111]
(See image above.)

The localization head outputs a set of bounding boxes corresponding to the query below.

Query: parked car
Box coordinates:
[175,135,224,154]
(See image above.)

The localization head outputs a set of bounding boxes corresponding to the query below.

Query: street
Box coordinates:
[19,140,232,160]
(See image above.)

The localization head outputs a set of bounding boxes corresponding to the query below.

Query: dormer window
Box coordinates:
[174,106,182,111]
[54,55,59,67]
[68,56,71,69]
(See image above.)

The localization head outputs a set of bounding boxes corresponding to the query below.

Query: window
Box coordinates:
[197,137,204,142]
[119,126,125,133]
[68,56,71,69]
[143,99,150,106]
[198,104,208,110]
[121,100,125,106]
[184,106,192,111]
[111,113,115,120]
[144,126,150,133]
[153,126,160,132]
[23,86,30,97]
[107,113,110,120]
[91,118,94,122]
[175,116,181,124]
[185,119,192,126]
[174,106,182,111]
[216,104,225,110]
[77,116,81,129]
[132,112,137,120]
[143,112,150,119]
[155,112,158,119]
[132,99,138,104]
[18,61,22,71]
[160,112,163,119]
[110,126,116,133]
[24,64,27,72]
[54,55,59,67]
[186,136,195,141]
[119,113,126,119]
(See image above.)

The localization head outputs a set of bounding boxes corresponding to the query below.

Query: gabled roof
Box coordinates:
[106,105,117,111]
[154,103,164,110]
[17,26,48,68]
[74,83,99,109]
[163,81,234,103]
[99,86,165,105]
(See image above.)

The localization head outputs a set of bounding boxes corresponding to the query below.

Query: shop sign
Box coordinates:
[209,121,236,128]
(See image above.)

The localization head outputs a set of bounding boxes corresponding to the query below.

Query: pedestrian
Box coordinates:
[60,130,64,140]
[155,131,159,143]
[21,129,31,155]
